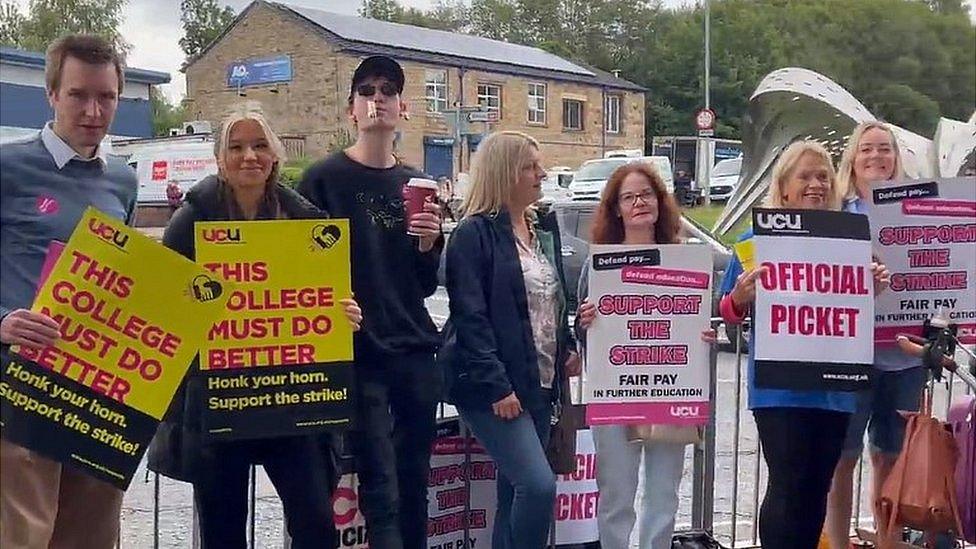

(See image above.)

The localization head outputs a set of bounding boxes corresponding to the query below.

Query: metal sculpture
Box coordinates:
[714,67,975,235]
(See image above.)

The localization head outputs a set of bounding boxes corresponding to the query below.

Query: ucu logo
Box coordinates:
[756,212,802,230]
[202,228,242,243]
[88,218,129,249]
[669,405,702,418]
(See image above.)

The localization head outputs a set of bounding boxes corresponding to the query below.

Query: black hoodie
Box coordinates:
[147,175,329,482]
[163,175,325,262]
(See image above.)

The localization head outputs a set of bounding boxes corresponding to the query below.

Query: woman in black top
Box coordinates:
[148,102,361,549]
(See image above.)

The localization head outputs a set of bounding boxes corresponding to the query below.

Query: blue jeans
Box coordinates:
[592,425,687,549]
[459,399,556,549]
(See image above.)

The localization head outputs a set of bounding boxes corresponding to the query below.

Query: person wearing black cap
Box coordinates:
[298,55,443,549]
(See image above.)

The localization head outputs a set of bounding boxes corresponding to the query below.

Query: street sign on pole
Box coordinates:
[467,111,499,123]
[695,108,716,137]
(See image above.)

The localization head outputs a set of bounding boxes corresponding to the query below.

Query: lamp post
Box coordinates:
[696,0,713,206]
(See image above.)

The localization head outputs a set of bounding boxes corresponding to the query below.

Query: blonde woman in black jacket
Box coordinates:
[148,102,361,549]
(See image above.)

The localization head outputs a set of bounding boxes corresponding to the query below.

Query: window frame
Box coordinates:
[605,94,622,134]
[424,69,448,114]
[527,82,547,125]
[477,82,502,118]
[562,98,584,131]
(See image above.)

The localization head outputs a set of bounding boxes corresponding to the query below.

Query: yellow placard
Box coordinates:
[733,238,755,272]
[23,207,231,420]
[195,219,353,370]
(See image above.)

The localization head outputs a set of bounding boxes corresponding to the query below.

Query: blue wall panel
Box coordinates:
[0,83,154,137]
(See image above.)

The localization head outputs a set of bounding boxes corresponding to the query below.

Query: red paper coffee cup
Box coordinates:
[403,178,439,235]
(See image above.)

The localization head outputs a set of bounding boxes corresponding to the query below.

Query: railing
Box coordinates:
[120,318,974,548]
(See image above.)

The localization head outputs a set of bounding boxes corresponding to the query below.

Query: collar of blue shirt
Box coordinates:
[41,122,109,170]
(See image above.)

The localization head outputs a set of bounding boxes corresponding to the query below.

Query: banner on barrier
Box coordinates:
[195,219,354,440]
[869,178,976,344]
[584,244,712,425]
[0,207,227,488]
[330,423,600,547]
[752,208,874,391]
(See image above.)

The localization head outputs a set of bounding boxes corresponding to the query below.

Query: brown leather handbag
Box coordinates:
[546,374,584,475]
[876,389,964,548]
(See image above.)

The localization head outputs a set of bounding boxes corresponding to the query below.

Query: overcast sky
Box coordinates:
[8,0,974,103]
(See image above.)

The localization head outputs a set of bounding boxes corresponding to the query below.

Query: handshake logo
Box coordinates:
[311,224,342,250]
[191,275,223,302]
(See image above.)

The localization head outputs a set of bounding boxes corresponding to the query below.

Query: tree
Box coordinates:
[353,0,975,140]
[0,0,129,53]
[359,0,403,20]
[179,0,235,58]
[151,88,187,137]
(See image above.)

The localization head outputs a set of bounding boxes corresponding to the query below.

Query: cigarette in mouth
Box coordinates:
[367,101,377,119]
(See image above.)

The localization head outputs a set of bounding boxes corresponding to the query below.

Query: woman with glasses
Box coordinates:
[575,162,704,549]
[443,131,580,549]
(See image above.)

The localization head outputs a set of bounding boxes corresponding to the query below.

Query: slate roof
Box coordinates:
[185,1,644,93]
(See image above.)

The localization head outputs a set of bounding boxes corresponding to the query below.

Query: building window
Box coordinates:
[425,70,448,113]
[477,83,502,117]
[562,99,584,131]
[605,95,622,134]
[527,83,546,124]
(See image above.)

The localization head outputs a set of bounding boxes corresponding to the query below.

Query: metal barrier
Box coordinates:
[124,318,974,548]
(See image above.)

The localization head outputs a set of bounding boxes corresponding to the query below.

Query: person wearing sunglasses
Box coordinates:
[297,55,443,549]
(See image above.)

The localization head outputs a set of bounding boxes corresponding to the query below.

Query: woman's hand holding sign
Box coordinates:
[577,299,597,331]
[730,266,769,310]
[0,309,60,349]
[871,261,891,295]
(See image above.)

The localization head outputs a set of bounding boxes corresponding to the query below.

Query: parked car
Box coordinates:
[539,173,574,206]
[708,156,742,202]
[569,156,674,202]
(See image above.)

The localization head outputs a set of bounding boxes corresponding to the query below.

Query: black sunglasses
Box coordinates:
[356,82,399,98]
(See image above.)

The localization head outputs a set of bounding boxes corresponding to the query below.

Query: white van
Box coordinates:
[569,156,674,201]
[127,142,217,204]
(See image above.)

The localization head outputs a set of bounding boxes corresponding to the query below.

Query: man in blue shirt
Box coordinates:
[0,35,136,548]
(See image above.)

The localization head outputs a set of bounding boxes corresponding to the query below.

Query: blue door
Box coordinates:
[424,136,454,179]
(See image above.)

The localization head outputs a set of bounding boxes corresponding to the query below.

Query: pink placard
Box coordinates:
[901,199,976,218]
[586,401,710,426]
[620,265,710,289]
[37,240,66,292]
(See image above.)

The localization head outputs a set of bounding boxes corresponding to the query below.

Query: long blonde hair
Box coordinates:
[765,140,841,210]
[836,121,904,201]
[214,101,287,185]
[213,102,288,219]
[462,131,539,218]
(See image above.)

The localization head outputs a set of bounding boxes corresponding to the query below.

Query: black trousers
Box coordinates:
[349,351,440,549]
[754,407,851,549]
[192,435,336,549]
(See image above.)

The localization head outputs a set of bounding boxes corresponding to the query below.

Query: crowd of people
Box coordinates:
[0,34,940,549]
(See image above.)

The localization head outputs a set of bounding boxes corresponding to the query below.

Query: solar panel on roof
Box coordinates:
[279,2,595,77]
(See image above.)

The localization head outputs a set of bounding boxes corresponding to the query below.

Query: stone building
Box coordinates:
[183,0,645,176]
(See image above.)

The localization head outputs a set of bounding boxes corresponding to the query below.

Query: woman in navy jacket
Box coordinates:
[444,131,580,549]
